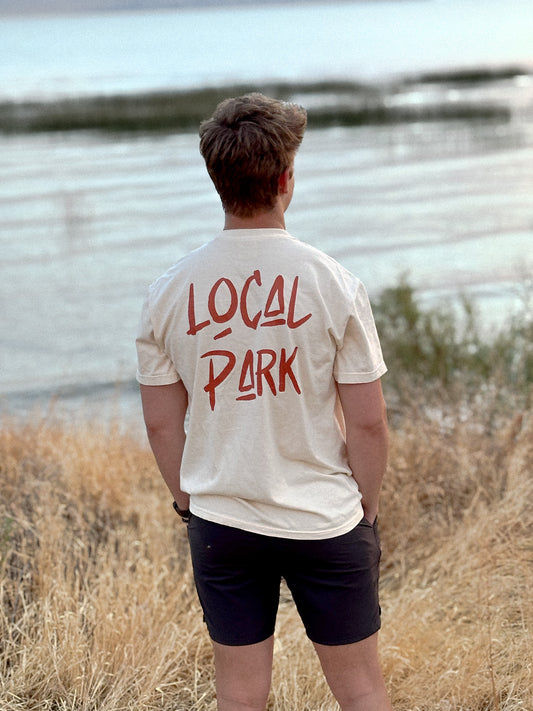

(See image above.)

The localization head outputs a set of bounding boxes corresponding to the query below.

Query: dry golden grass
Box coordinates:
[1,400,531,710]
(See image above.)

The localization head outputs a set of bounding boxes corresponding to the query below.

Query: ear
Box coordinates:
[278,168,292,194]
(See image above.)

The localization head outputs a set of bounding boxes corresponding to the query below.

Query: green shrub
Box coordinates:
[373,278,532,405]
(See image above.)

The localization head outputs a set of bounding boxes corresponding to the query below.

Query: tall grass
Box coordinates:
[1,394,531,709]
[1,283,532,709]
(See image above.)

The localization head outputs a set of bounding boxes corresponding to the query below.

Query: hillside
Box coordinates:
[1,395,531,709]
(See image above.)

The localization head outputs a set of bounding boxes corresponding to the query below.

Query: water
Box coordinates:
[1,1,532,421]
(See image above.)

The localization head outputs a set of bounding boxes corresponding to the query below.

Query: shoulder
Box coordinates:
[147,242,211,295]
[288,237,363,295]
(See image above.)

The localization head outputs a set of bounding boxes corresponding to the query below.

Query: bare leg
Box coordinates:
[212,636,274,711]
[313,632,393,711]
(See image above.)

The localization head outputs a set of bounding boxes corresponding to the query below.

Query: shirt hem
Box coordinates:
[188,502,364,540]
[334,362,387,384]
[136,371,180,386]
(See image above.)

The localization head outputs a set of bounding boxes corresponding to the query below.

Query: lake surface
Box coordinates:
[1,0,532,422]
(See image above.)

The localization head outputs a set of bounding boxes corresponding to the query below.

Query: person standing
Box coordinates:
[136,93,393,711]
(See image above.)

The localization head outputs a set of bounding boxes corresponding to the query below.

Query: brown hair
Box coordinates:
[199,93,307,217]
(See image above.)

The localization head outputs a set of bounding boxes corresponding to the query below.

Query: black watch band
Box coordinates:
[173,501,191,523]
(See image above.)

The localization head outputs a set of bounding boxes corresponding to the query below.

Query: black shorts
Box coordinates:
[187,515,381,646]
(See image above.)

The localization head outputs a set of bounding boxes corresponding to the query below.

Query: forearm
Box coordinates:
[337,380,388,522]
[146,426,189,511]
[140,382,190,511]
[345,419,388,521]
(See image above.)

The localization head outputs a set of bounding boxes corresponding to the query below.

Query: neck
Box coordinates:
[224,206,286,231]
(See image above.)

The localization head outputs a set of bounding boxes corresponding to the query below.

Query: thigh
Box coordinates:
[314,632,393,711]
[282,517,382,646]
[187,516,281,646]
[212,636,275,711]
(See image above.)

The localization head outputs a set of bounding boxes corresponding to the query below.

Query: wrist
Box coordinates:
[173,500,191,523]
[363,506,378,524]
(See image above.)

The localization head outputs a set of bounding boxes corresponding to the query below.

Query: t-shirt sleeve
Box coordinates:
[333,281,387,383]
[135,292,180,386]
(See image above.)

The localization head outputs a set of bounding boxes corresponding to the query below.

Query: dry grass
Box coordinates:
[1,399,531,710]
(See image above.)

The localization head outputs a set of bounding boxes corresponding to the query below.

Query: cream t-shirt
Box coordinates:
[136,229,387,539]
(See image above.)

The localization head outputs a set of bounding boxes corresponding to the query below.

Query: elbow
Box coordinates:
[144,419,162,442]
[144,418,181,443]
[358,400,388,438]
[365,393,388,431]
[143,412,173,442]
[361,415,388,438]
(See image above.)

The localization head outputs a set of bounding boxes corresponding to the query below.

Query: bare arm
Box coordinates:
[337,380,388,524]
[140,381,189,511]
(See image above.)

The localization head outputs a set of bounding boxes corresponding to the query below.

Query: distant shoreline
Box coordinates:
[1,68,527,135]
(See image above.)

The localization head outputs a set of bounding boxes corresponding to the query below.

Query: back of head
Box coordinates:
[199,93,307,218]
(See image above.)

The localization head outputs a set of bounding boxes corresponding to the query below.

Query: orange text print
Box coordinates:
[187,271,311,410]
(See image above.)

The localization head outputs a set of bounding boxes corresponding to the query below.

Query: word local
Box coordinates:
[187,270,312,339]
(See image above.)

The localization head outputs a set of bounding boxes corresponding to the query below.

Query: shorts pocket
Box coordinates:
[359,516,373,527]
[358,515,381,552]
[372,516,381,549]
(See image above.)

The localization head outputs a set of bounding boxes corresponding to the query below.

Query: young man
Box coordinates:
[136,93,393,711]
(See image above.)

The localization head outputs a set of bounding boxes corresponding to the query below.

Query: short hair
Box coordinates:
[199,93,307,217]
